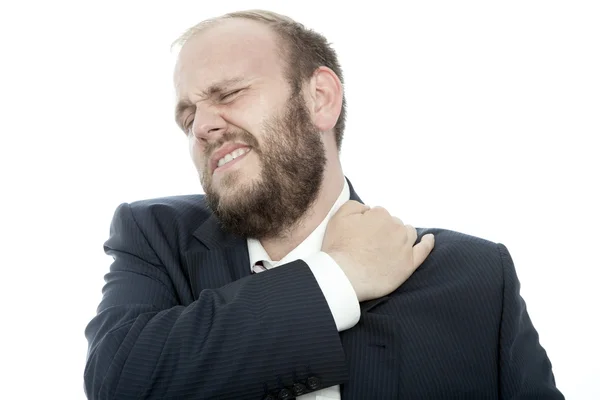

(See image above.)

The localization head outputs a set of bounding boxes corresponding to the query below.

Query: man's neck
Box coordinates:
[261,169,345,261]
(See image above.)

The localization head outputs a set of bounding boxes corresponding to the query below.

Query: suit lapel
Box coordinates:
[346,177,362,203]
[185,214,251,298]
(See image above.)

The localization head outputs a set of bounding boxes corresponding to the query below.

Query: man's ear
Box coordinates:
[308,66,343,132]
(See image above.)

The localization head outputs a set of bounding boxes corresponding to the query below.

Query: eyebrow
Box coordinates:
[174,77,246,127]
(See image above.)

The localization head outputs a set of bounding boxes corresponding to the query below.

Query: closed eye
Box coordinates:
[183,117,194,134]
[221,89,243,101]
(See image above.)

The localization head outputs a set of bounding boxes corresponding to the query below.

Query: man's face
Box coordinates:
[174,19,326,239]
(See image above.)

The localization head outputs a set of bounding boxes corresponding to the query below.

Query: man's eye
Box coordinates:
[221,89,242,101]
[184,118,193,132]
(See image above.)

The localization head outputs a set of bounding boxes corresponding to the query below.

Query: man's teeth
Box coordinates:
[217,148,250,167]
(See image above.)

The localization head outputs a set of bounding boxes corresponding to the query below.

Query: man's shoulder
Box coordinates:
[417,227,499,249]
[127,193,209,212]
[417,227,506,271]
[114,193,214,231]
[410,228,511,296]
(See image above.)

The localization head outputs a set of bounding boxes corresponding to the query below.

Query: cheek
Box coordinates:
[188,137,207,169]
[232,96,270,138]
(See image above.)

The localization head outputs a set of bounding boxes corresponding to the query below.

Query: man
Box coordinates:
[84,9,563,400]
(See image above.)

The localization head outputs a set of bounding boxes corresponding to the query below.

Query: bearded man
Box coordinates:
[84,9,563,400]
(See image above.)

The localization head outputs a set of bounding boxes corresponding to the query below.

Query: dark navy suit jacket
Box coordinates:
[84,179,564,399]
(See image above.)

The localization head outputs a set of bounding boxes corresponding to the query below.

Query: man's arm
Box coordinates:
[84,203,348,400]
[497,244,564,399]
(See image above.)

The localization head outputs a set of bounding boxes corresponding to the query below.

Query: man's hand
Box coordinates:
[322,200,435,302]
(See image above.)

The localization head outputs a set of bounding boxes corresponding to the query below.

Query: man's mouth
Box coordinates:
[208,143,253,174]
[216,147,251,168]
[211,147,252,174]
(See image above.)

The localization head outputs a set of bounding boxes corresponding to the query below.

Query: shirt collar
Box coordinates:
[247,178,350,270]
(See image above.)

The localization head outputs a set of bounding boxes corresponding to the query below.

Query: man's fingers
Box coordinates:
[392,216,404,225]
[367,206,391,218]
[412,233,435,269]
[405,224,417,245]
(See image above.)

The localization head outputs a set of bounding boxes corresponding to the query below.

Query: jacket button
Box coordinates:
[306,376,321,390]
[292,382,307,396]
[278,388,293,399]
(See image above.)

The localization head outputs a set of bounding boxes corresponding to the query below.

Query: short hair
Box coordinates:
[172,9,347,150]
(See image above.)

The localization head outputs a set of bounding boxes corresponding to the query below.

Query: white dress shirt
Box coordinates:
[247,178,360,399]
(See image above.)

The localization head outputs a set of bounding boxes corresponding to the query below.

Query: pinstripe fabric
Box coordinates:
[84,178,563,399]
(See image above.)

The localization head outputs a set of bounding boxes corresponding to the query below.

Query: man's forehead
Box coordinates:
[174,19,283,92]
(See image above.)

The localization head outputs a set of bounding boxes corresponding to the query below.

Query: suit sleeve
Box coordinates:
[497,244,564,399]
[84,203,348,400]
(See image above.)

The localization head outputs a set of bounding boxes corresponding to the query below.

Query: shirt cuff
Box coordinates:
[303,251,360,331]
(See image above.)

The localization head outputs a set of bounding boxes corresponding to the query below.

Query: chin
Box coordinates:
[213,170,253,194]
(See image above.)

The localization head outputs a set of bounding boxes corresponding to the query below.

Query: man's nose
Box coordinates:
[191,106,227,142]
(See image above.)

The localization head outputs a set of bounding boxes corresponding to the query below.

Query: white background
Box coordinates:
[1,1,598,398]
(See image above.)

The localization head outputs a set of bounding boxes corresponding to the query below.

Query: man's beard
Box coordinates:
[201,92,327,239]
